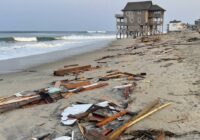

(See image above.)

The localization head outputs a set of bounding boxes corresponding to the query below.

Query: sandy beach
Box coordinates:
[0,31,200,140]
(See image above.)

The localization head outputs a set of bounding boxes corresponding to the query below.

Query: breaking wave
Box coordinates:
[0,35,115,43]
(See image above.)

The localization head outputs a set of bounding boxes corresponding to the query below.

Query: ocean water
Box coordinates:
[0,31,115,60]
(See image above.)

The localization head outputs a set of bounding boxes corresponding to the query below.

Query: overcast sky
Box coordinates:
[0,0,199,31]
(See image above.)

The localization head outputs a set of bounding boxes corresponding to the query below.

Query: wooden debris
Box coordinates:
[141,36,160,43]
[77,122,85,136]
[102,128,113,136]
[114,84,133,89]
[68,83,108,93]
[99,74,124,81]
[95,55,115,61]
[0,95,41,113]
[62,81,91,89]
[114,83,136,99]
[62,92,74,99]
[155,57,183,63]
[108,100,171,140]
[54,65,93,76]
[168,115,188,123]
[96,110,128,127]
[123,86,132,99]
[87,114,105,122]
[61,82,108,99]
[84,129,108,140]
[64,64,79,68]
[97,61,108,64]
[99,71,146,81]
[156,131,165,140]
[187,37,200,42]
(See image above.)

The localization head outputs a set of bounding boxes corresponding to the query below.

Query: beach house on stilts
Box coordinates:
[115,1,165,39]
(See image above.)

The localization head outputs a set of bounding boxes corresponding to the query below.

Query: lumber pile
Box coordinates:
[99,71,146,81]
[0,81,108,113]
[60,99,171,140]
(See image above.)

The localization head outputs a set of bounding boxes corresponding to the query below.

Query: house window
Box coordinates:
[137,11,142,14]
[154,11,161,14]
[130,17,134,23]
[126,11,132,16]
[138,17,141,23]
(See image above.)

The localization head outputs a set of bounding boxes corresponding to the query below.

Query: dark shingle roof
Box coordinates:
[149,4,165,11]
[170,20,181,23]
[123,1,152,11]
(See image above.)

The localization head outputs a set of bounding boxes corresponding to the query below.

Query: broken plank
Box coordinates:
[96,110,128,127]
[69,83,109,93]
[62,81,91,89]
[54,65,92,76]
[156,131,165,140]
[99,74,124,81]
[64,64,79,68]
[0,95,41,113]
[108,100,171,140]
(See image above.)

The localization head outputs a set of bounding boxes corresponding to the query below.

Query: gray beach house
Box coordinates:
[115,1,165,39]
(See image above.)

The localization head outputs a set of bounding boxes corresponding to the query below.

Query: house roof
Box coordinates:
[122,1,165,11]
[170,20,181,23]
[149,4,165,11]
[123,1,152,11]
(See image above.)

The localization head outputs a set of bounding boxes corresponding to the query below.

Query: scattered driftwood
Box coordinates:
[114,83,136,99]
[155,57,183,63]
[124,130,200,139]
[168,116,188,123]
[96,51,145,63]
[117,52,145,56]
[107,100,171,140]
[32,132,53,140]
[96,110,128,127]
[95,55,115,61]
[97,61,108,64]
[187,37,200,42]
[141,36,160,43]
[64,64,79,68]
[0,80,108,113]
[123,83,136,99]
[84,129,108,140]
[76,99,170,140]
[99,72,146,81]
[54,65,100,76]
[62,81,91,89]
[0,94,41,113]
[71,83,108,93]
[107,48,123,51]
[160,63,173,67]
[62,82,109,99]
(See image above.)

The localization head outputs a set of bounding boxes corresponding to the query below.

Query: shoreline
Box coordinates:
[0,39,115,96]
[0,40,113,74]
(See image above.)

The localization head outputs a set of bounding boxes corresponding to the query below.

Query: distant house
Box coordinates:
[167,20,187,32]
[195,19,200,31]
[115,1,165,39]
